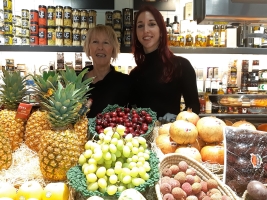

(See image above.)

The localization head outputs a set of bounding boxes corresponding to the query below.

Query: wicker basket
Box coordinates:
[242,184,267,200]
[155,153,240,200]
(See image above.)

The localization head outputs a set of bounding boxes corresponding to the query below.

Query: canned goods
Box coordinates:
[55,26,63,45]
[12,15,21,26]
[81,28,88,46]
[88,10,96,28]
[47,6,55,26]
[123,28,131,47]
[38,5,47,26]
[4,22,12,34]
[4,9,12,23]
[47,26,55,45]
[38,25,47,45]
[63,26,72,46]
[13,36,21,45]
[12,25,21,36]
[122,8,133,28]
[22,19,29,28]
[113,10,122,30]
[21,27,29,37]
[21,36,29,45]
[72,9,81,28]
[30,10,38,23]
[80,10,88,29]
[72,28,80,46]
[55,6,63,26]
[64,6,72,27]
[30,34,38,45]
[114,29,121,45]
[30,22,38,34]
[105,11,112,25]
[22,9,29,19]
[4,34,13,45]
[3,0,12,10]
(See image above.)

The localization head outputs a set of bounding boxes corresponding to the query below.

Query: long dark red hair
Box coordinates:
[132,5,176,83]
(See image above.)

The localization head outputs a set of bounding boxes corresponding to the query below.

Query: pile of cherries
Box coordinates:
[95,107,153,136]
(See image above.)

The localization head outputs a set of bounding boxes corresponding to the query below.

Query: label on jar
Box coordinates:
[48,12,54,20]
[13,36,22,45]
[30,24,37,33]
[39,11,45,19]
[30,36,36,43]
[73,15,80,23]
[4,11,12,23]
[39,31,45,38]
[56,31,63,39]
[12,17,16,24]
[4,35,13,45]
[64,12,71,19]
[22,10,29,19]
[106,13,112,23]
[4,23,12,34]
[88,16,94,23]
[124,13,131,23]
[64,32,70,39]
[21,37,29,45]
[47,32,53,40]
[22,20,29,27]
[56,11,62,19]
[258,84,267,91]
[73,34,80,41]
[81,34,86,41]
[21,28,29,36]
[81,16,87,22]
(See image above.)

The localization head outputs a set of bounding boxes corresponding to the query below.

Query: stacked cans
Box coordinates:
[0,9,4,45]
[20,9,30,45]
[3,0,13,45]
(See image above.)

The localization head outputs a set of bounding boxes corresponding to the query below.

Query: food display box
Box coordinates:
[223,126,267,197]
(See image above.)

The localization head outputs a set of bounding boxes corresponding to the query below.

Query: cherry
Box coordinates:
[98,128,104,134]
[103,121,108,127]
[124,107,130,113]
[139,130,145,135]
[95,125,102,131]
[111,112,117,117]
[109,122,116,127]
[132,117,138,123]
[125,121,132,127]
[111,117,117,123]
[145,116,153,123]
[132,113,139,118]
[116,107,122,113]
[96,113,103,119]
[132,110,137,114]
[118,111,125,117]
[104,113,110,118]
[128,127,134,133]
[140,110,147,116]
[96,119,102,125]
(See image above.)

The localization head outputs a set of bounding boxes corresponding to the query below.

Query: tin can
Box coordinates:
[72,9,81,28]
[22,19,29,28]
[21,27,29,37]
[12,25,21,36]
[4,9,12,23]
[63,26,72,46]
[64,6,72,27]
[55,26,63,45]
[3,0,12,10]
[81,28,88,46]
[4,34,13,45]
[30,34,38,45]
[21,36,29,45]
[38,5,47,26]
[105,11,112,25]
[123,28,131,47]
[122,8,133,28]
[80,10,88,29]
[55,6,63,26]
[22,9,29,20]
[30,22,38,34]
[30,10,38,23]
[47,26,55,45]
[72,28,80,46]
[12,15,21,26]
[113,10,122,30]
[47,6,55,26]
[38,25,47,45]
[13,35,21,45]
[88,10,96,28]
[4,22,12,34]
[114,29,121,45]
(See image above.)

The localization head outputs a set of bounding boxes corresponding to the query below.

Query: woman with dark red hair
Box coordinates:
[129,5,200,122]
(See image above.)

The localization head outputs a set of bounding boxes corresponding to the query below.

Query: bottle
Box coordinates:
[201,30,207,47]
[217,82,225,94]
[219,25,226,47]
[195,29,202,47]
[185,29,193,47]
[166,18,172,46]
[172,16,180,34]
[179,31,185,47]
[207,29,214,47]
[213,25,220,47]
[253,26,261,48]
[204,88,212,114]
[199,95,205,114]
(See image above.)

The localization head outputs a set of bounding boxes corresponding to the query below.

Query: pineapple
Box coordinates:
[24,71,58,152]
[0,132,12,170]
[37,67,93,181]
[0,70,27,151]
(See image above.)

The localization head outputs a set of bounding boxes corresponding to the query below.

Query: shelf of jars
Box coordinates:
[0,45,132,53]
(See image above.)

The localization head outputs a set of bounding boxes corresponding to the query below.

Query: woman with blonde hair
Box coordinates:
[82,25,131,118]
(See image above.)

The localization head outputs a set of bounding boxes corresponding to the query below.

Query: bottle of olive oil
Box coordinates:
[179,31,185,47]
[185,30,193,47]
[201,30,207,47]
[219,25,226,47]
[207,29,214,47]
[213,25,220,47]
[195,29,202,47]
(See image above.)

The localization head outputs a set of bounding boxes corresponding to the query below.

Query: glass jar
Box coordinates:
[55,6,63,26]
[47,6,55,26]
[12,25,21,37]
[13,35,22,45]
[55,26,63,46]
[21,36,29,45]
[63,26,72,46]
[72,28,80,46]
[105,11,112,25]
[72,9,81,28]
[63,6,72,27]
[38,25,47,45]
[114,29,121,46]
[38,5,47,26]
[22,19,29,28]
[88,10,96,28]
[30,34,38,45]
[123,28,131,47]
[30,9,38,23]
[80,28,88,46]
[122,8,133,28]
[0,32,4,45]
[21,27,30,37]
[4,22,12,34]
[30,22,38,35]
[113,10,122,30]
[47,26,55,45]
[3,0,12,10]
[80,10,88,29]
[13,15,21,26]
[4,34,13,45]
[22,9,29,20]
[4,9,12,23]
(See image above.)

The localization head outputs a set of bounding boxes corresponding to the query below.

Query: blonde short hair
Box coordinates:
[83,25,120,62]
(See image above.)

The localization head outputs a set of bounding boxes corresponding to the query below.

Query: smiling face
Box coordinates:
[136,11,161,54]
[89,32,114,68]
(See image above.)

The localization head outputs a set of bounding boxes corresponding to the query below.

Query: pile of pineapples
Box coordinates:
[0,67,93,181]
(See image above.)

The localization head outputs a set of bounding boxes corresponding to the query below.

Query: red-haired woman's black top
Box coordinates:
[129,49,200,118]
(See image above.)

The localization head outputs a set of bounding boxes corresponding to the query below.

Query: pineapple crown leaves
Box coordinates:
[0,70,27,110]
[41,82,87,128]
[33,71,59,94]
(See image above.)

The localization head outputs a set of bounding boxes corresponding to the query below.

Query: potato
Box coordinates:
[247,180,267,200]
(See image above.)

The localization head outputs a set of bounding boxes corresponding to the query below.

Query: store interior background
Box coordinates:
[1,0,267,92]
